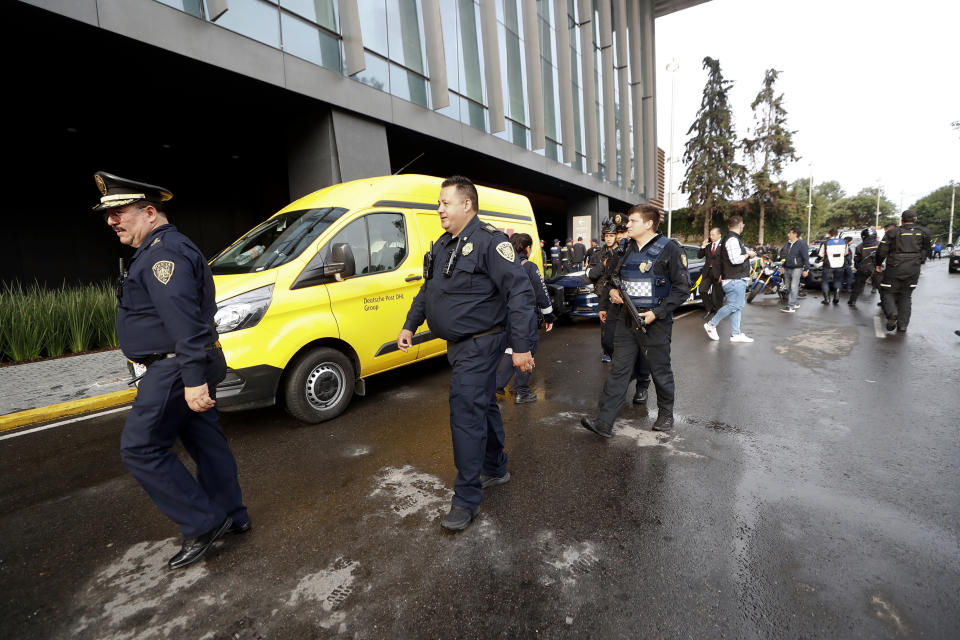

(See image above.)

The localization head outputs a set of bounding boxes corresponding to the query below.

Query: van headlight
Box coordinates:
[215,285,274,334]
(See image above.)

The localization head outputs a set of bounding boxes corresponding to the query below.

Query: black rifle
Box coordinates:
[610,273,646,334]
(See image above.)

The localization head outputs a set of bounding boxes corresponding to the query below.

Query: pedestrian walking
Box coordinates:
[841,236,855,292]
[397,175,536,531]
[703,215,757,343]
[560,239,573,273]
[778,227,809,312]
[580,204,690,436]
[572,237,587,269]
[848,227,881,307]
[818,229,847,305]
[697,227,724,316]
[933,241,942,259]
[589,216,652,403]
[94,171,249,570]
[495,233,555,403]
[875,210,931,333]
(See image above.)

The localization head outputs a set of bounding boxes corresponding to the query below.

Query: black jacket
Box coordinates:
[779,239,810,269]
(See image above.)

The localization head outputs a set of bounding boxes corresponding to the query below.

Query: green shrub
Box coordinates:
[0,281,120,363]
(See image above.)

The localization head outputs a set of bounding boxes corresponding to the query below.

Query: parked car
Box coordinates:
[949,244,959,273]
[546,242,705,319]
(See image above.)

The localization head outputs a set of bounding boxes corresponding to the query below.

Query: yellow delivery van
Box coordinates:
[208,174,542,423]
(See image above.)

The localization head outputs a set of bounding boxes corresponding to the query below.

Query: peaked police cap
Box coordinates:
[92,171,173,212]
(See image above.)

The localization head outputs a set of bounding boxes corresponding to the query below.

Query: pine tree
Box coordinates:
[681,57,746,240]
[742,69,798,244]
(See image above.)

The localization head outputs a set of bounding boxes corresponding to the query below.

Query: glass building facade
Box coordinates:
[153,0,671,198]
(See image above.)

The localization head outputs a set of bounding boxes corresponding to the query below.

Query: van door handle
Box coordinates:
[405,275,423,282]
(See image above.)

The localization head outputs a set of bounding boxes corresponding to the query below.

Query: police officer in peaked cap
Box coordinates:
[581,204,690,436]
[397,175,536,532]
[94,171,249,569]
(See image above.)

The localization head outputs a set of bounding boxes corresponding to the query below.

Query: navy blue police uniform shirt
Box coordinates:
[403,215,536,352]
[615,235,691,323]
[118,224,218,387]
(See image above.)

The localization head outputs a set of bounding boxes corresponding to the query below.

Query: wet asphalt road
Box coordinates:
[1,263,958,639]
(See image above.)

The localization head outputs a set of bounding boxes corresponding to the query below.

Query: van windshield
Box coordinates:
[210,207,348,274]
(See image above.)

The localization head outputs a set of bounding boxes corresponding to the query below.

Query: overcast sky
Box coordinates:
[655,0,959,211]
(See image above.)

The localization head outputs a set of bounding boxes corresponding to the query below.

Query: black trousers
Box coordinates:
[601,306,650,387]
[848,270,882,303]
[597,312,674,424]
[880,272,920,329]
[821,267,844,299]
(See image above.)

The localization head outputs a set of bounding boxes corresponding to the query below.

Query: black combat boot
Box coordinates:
[652,413,674,432]
[580,417,613,438]
[633,386,648,405]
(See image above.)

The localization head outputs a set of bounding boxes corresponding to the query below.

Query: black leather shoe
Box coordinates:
[480,471,510,489]
[633,387,648,404]
[652,414,674,432]
[896,327,907,333]
[226,519,251,535]
[821,299,830,305]
[168,517,232,570]
[441,505,473,531]
[847,300,856,307]
[580,417,613,438]
[832,298,839,305]
[886,314,898,332]
[515,392,537,404]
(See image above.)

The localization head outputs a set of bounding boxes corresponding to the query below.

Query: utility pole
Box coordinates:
[875,182,882,228]
[666,59,679,238]
[806,164,813,240]
[950,180,956,246]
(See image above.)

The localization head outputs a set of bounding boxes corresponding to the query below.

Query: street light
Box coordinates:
[875,180,882,229]
[950,180,956,246]
[665,58,679,238]
[806,163,813,240]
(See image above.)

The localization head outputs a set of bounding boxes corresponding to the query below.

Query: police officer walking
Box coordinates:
[94,172,249,570]
[875,210,931,332]
[397,176,536,532]
[581,204,689,436]
[848,227,881,307]
[818,229,848,305]
[549,239,561,278]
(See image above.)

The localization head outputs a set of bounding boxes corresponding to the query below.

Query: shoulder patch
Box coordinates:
[152,260,175,285]
[496,242,516,262]
[481,223,499,234]
[680,253,688,267]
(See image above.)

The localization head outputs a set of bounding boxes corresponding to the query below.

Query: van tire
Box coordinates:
[283,348,355,423]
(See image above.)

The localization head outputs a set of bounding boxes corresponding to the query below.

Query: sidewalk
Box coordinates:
[0,350,135,430]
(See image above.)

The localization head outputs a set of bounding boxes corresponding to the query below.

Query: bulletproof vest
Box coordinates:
[857,239,879,271]
[823,237,846,268]
[720,231,750,279]
[550,245,560,259]
[619,236,673,308]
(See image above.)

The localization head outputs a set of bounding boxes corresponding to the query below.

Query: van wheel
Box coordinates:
[283,348,355,423]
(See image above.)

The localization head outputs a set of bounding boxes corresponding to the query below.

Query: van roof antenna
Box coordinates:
[393,152,425,175]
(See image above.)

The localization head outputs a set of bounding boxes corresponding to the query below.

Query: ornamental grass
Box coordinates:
[0,281,118,363]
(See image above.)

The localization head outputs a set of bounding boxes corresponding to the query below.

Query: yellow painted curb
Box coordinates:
[0,389,138,432]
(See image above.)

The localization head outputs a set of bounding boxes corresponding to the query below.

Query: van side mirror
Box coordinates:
[290,243,357,290]
[328,243,356,279]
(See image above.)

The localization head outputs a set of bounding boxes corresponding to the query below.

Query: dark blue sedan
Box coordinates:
[546,243,706,318]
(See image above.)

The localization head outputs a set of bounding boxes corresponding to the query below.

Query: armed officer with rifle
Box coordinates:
[580,204,690,436]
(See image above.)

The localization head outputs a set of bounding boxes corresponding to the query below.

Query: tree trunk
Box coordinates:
[758,201,765,244]
[703,196,713,241]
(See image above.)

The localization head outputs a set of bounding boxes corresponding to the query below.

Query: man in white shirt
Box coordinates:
[703,215,756,343]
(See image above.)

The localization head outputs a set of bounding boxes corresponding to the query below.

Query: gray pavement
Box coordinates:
[0,349,131,416]
[1,262,958,639]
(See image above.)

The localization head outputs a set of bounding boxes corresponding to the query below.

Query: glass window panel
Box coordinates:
[440,0,460,92]
[390,64,430,107]
[437,91,461,121]
[357,0,389,56]
[280,0,337,31]
[281,13,342,71]
[511,120,528,148]
[366,213,408,272]
[158,0,203,18]
[355,52,390,92]
[462,99,487,132]
[208,0,281,47]
[458,0,484,104]
[502,21,526,124]
[545,138,559,161]
[386,0,426,74]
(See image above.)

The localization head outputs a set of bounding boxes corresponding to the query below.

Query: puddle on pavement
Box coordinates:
[343,445,372,457]
[612,421,706,458]
[368,465,452,520]
[774,326,859,368]
[71,538,212,639]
